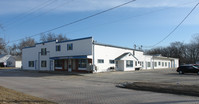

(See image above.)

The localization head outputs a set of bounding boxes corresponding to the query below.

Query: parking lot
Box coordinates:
[0,69,199,104]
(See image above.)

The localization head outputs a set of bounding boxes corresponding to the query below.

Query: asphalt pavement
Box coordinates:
[0,69,199,104]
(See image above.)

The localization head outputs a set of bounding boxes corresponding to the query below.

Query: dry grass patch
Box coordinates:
[0,86,56,104]
[117,82,199,97]
[0,67,18,70]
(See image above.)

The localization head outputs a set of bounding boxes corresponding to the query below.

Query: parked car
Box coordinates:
[177,65,199,75]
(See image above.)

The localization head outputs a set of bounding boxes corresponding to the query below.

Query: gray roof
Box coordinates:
[13,56,22,61]
[0,54,12,62]
[115,53,129,60]
[115,52,138,61]
[0,54,7,59]
[94,42,143,52]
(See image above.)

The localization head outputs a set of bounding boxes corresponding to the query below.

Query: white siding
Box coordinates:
[94,44,143,72]
[6,57,15,67]
[15,61,22,68]
[22,37,93,70]
[22,47,38,70]
[22,37,179,72]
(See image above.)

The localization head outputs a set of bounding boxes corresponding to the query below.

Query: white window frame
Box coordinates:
[98,59,104,63]
[67,43,73,50]
[41,60,47,67]
[126,60,133,67]
[56,45,61,51]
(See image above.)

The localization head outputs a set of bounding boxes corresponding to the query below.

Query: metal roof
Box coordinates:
[0,54,12,62]
[115,52,138,61]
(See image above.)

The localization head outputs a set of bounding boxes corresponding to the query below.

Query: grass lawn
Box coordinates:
[0,67,18,70]
[0,86,56,104]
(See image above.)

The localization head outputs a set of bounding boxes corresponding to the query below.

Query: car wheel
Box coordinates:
[179,71,184,74]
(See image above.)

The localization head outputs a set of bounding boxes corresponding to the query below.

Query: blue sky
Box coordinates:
[0,0,199,49]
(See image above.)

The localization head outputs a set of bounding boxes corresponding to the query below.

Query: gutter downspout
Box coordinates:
[153,55,154,69]
[92,40,95,72]
[38,52,41,70]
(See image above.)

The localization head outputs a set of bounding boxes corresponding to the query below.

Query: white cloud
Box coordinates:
[0,0,197,15]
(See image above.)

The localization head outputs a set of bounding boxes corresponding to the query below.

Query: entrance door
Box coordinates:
[68,59,72,72]
[64,60,67,71]
[145,62,147,69]
[35,60,37,70]
[50,60,53,71]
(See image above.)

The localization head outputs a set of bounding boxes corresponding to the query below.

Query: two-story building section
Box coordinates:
[22,37,179,73]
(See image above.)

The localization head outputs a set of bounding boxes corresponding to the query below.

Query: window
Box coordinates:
[55,60,63,67]
[135,61,137,66]
[126,60,133,67]
[141,62,144,67]
[98,59,104,63]
[158,62,161,66]
[162,62,164,67]
[165,62,167,67]
[41,48,47,55]
[67,43,73,50]
[41,60,47,67]
[116,61,118,68]
[147,62,151,67]
[56,45,61,51]
[78,59,87,68]
[29,61,34,67]
[109,60,115,64]
[155,62,157,67]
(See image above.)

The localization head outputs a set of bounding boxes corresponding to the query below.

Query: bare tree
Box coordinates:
[145,41,186,64]
[0,24,6,54]
[17,38,35,56]
[0,38,6,54]
[40,33,69,42]
[7,44,19,56]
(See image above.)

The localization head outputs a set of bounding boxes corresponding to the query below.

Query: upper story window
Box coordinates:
[67,43,73,50]
[98,59,104,63]
[41,48,47,55]
[126,60,133,67]
[56,45,61,51]
[109,60,115,64]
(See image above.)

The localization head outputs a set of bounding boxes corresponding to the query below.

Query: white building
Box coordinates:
[22,37,179,73]
[0,54,16,67]
[14,56,22,68]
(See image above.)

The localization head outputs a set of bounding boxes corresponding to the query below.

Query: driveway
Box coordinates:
[0,69,199,104]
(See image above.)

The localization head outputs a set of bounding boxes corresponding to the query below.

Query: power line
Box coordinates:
[62,0,198,36]
[148,2,199,48]
[2,0,52,25]
[8,0,136,44]
[4,0,57,28]
[6,0,74,30]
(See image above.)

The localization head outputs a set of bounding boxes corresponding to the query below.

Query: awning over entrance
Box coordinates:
[50,55,88,60]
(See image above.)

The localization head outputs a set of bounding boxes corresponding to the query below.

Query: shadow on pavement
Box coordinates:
[0,69,90,77]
